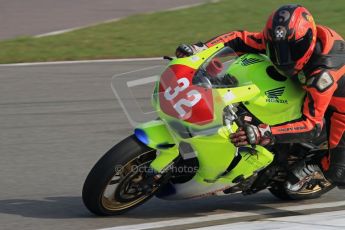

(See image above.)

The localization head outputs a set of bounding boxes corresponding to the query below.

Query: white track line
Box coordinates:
[35,1,211,38]
[0,57,163,67]
[35,18,122,38]
[189,210,345,230]
[112,65,162,78]
[98,201,345,230]
[1,1,220,67]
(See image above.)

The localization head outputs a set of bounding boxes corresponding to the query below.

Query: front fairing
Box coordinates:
[153,45,257,138]
[111,44,294,189]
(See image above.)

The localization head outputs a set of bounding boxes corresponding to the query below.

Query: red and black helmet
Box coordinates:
[263,5,317,77]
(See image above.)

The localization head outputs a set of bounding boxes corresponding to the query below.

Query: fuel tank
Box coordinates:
[228,54,306,125]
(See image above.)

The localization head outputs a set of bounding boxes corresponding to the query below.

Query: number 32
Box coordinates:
[164,78,201,117]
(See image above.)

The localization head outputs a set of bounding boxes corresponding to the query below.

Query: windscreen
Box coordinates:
[192,47,240,89]
[111,47,253,128]
[111,64,166,127]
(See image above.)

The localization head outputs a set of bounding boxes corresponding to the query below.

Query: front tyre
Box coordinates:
[82,135,158,215]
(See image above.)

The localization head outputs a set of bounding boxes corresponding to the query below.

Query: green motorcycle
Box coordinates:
[82,44,333,216]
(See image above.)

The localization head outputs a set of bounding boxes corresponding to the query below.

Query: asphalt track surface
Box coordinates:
[0,0,207,40]
[1,60,345,230]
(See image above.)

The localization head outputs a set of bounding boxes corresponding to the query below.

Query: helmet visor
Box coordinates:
[267,40,293,66]
[266,28,313,75]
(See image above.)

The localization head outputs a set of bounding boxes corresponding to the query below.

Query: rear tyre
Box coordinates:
[269,181,334,200]
[82,135,158,215]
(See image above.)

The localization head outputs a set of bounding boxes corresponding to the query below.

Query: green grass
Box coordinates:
[0,0,344,63]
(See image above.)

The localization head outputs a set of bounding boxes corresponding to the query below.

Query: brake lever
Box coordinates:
[224,105,257,149]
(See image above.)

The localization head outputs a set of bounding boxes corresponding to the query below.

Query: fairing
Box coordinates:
[112,44,306,199]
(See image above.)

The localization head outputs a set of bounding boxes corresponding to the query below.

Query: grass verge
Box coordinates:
[0,0,344,64]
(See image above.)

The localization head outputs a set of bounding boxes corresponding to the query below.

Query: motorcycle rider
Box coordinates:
[176,4,345,191]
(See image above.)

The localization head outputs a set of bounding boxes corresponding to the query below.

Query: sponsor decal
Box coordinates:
[240,57,264,66]
[277,125,307,132]
[278,10,291,23]
[265,87,288,104]
[302,12,312,22]
[274,26,287,40]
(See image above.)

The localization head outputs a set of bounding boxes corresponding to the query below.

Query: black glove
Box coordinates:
[230,124,275,147]
[175,42,208,58]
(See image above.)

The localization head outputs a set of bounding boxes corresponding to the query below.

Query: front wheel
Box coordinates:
[82,135,159,215]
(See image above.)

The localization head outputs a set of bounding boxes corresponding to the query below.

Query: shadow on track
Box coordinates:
[0,193,306,219]
[0,196,90,219]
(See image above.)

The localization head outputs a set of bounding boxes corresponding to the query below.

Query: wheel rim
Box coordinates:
[101,150,157,211]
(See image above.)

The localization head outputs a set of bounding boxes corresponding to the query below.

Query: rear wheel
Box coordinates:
[269,141,334,200]
[269,181,334,200]
[82,135,160,215]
